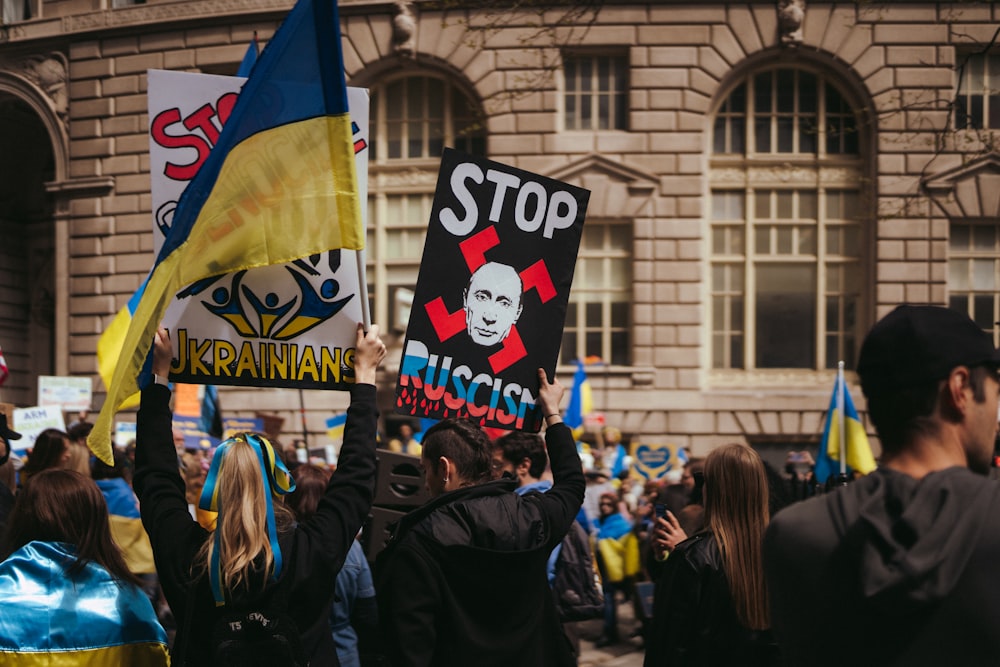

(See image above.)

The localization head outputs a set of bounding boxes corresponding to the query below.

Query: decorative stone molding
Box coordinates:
[5,52,68,120]
[547,153,659,218]
[373,166,438,189]
[61,0,291,32]
[777,0,805,46]
[392,1,416,59]
[923,152,1000,220]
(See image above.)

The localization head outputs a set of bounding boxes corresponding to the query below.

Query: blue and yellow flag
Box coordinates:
[236,31,259,77]
[89,0,362,464]
[815,367,876,483]
[564,359,592,440]
[96,280,147,410]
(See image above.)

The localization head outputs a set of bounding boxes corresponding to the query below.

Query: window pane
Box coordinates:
[755,227,770,254]
[950,259,970,291]
[755,264,816,368]
[755,72,772,112]
[755,191,770,219]
[731,120,745,153]
[713,117,727,153]
[561,331,577,364]
[973,295,994,329]
[973,258,995,289]
[777,227,793,254]
[842,226,859,256]
[611,301,629,326]
[799,72,817,112]
[610,331,629,365]
[951,225,971,251]
[798,227,816,254]
[755,117,771,152]
[973,226,995,251]
[777,117,794,152]
[777,70,795,113]
[799,192,817,219]
[777,191,793,218]
[585,303,602,327]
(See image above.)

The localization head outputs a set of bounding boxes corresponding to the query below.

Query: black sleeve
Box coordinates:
[294,383,378,572]
[644,548,702,667]
[133,384,207,590]
[539,423,586,548]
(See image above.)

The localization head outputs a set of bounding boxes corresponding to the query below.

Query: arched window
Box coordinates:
[709,67,866,373]
[365,74,485,333]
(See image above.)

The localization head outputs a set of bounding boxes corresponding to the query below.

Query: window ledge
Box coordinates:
[707,368,857,390]
[555,364,655,387]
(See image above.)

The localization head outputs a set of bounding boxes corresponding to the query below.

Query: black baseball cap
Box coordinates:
[857,304,1000,396]
[0,413,20,443]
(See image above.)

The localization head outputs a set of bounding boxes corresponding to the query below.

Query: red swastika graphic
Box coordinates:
[488,325,527,374]
[459,226,501,273]
[425,296,466,343]
[519,259,556,303]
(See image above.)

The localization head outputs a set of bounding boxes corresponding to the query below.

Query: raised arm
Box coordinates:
[297,324,385,568]
[133,328,207,580]
[536,368,586,547]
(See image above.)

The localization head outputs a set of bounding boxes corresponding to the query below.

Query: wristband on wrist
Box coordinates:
[154,374,170,387]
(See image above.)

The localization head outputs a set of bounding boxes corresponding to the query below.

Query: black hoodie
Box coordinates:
[764,467,1000,666]
[374,422,584,667]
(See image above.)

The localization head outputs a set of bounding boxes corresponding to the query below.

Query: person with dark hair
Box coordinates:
[134,324,385,666]
[288,463,378,667]
[765,305,1000,665]
[645,443,778,666]
[375,369,585,666]
[0,468,168,663]
[19,427,71,485]
[491,430,548,484]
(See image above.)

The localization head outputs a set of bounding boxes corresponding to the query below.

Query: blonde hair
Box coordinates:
[197,440,293,596]
[66,442,92,478]
[703,443,770,631]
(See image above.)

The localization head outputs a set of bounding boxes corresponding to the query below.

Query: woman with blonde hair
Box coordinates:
[134,324,385,666]
[644,443,778,666]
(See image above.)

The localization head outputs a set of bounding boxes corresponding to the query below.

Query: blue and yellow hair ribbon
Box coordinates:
[199,433,296,605]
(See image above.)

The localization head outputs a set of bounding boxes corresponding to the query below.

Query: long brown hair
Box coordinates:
[20,428,69,481]
[288,464,332,522]
[2,469,139,586]
[703,443,770,630]
[197,439,294,595]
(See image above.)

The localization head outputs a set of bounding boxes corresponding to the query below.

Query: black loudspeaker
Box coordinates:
[374,450,430,509]
[363,506,408,562]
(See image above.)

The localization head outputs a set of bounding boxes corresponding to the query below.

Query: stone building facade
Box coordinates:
[1,0,998,465]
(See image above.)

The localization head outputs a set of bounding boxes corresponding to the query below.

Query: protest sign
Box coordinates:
[114,421,137,448]
[38,376,92,412]
[147,70,371,390]
[395,149,589,431]
[632,443,688,480]
[222,416,265,439]
[12,406,65,452]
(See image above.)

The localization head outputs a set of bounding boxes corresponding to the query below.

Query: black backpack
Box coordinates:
[210,599,309,667]
[177,570,310,667]
[552,521,604,621]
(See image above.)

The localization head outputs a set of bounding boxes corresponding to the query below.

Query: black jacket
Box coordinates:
[645,532,778,667]
[374,422,584,667]
[133,383,377,666]
[765,466,1000,666]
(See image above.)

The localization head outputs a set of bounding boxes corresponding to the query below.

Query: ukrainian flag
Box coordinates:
[96,280,147,411]
[89,0,362,464]
[564,359,592,440]
[326,411,347,441]
[815,364,877,483]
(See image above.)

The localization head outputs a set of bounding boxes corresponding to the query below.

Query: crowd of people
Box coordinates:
[1,304,999,666]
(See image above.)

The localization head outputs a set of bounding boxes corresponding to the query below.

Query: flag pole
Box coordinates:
[838,360,846,476]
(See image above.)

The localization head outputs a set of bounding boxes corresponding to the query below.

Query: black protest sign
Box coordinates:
[395,149,589,432]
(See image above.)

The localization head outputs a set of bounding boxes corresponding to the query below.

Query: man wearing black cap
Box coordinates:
[764,305,1000,666]
[0,413,22,535]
